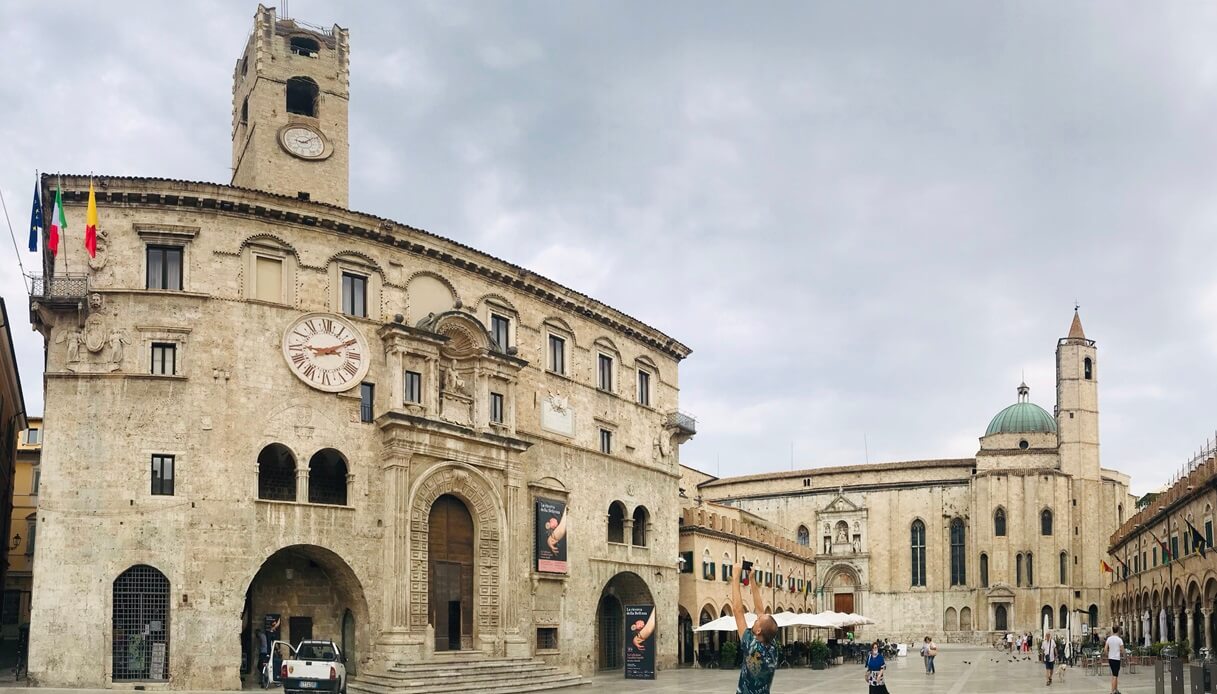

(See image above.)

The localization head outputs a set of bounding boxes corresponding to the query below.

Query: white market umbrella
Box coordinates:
[1143,611,1151,648]
[846,613,876,626]
[1159,609,1168,642]
[1042,613,1049,641]
[695,612,757,632]
[785,612,839,629]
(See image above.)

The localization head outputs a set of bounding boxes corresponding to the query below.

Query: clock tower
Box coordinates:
[231,5,350,208]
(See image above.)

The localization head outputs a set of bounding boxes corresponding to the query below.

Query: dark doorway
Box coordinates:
[598,595,622,670]
[289,617,313,646]
[342,609,356,675]
[429,495,474,651]
[678,610,694,665]
[995,604,1008,631]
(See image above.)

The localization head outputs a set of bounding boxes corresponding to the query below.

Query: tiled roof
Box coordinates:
[699,458,976,488]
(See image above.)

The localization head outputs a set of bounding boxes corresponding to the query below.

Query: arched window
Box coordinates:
[1041,509,1053,536]
[960,606,972,631]
[944,607,957,631]
[995,604,1008,631]
[1059,551,1068,584]
[1118,504,1123,524]
[290,36,321,56]
[631,506,649,546]
[910,520,926,587]
[1016,553,1023,587]
[1084,357,1093,380]
[980,553,989,588]
[113,565,170,681]
[1060,605,1069,631]
[257,444,296,501]
[797,525,809,547]
[994,507,1006,537]
[1042,605,1054,629]
[1026,552,1034,587]
[1088,604,1099,629]
[949,518,966,586]
[307,448,348,505]
[607,502,626,543]
[241,96,248,125]
[286,76,319,117]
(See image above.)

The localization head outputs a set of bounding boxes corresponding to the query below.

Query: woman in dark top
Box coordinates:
[864,641,888,694]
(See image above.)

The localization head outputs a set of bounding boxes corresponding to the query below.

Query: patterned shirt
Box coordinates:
[736,629,777,694]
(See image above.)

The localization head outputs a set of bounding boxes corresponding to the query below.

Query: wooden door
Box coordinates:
[428,495,474,651]
[834,593,854,614]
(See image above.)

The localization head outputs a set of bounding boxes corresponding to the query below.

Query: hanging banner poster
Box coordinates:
[535,498,568,573]
[624,605,656,680]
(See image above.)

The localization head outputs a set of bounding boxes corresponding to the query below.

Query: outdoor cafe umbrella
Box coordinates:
[1143,611,1151,647]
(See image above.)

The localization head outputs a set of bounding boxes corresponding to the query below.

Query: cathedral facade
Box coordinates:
[26,7,693,688]
[683,314,1134,644]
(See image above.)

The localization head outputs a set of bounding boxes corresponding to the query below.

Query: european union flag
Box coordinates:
[28,178,42,252]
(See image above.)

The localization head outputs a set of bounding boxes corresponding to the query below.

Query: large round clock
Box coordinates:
[282,313,369,392]
[279,124,328,160]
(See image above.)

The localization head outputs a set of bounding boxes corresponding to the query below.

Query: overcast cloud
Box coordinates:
[3,1,1217,494]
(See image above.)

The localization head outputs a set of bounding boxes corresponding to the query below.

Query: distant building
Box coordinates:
[682,313,1135,644]
[4,417,40,641]
[0,299,28,612]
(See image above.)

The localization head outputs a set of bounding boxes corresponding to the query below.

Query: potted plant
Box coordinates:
[720,640,738,669]
[809,639,830,670]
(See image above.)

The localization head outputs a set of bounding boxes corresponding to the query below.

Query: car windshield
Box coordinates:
[297,643,337,661]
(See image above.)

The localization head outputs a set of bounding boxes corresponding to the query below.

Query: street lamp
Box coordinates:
[9,534,20,550]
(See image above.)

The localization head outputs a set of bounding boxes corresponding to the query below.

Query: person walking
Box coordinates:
[864,641,889,694]
[730,560,778,694]
[1104,626,1126,694]
[1043,630,1057,686]
[920,636,937,674]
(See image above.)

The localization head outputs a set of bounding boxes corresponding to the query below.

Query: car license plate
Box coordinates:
[300,682,317,689]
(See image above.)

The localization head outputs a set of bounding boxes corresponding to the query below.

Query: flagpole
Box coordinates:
[58,175,68,276]
[0,180,31,292]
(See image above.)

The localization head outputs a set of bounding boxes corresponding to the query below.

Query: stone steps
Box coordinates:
[347,656,587,694]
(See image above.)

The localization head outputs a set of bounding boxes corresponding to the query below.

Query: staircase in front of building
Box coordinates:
[347,653,588,694]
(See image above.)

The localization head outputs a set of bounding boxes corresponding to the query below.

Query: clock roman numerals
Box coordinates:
[284,314,368,392]
[342,361,359,377]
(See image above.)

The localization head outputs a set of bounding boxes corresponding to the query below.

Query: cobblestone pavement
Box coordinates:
[587,646,1184,693]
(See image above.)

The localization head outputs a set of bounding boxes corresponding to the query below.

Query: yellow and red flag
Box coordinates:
[85,180,98,258]
[1100,560,1114,573]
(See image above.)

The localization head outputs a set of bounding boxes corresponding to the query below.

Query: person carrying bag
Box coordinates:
[864,641,889,694]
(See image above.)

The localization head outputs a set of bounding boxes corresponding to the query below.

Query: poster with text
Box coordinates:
[535,497,568,573]
[624,604,656,680]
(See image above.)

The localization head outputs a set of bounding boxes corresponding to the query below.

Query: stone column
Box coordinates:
[1176,610,1184,644]
[1197,608,1207,652]
[377,450,420,661]
[502,473,528,657]
[297,467,309,503]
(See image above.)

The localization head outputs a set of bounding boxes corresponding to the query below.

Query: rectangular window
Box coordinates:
[254,256,283,303]
[404,371,422,404]
[703,562,716,580]
[722,563,730,582]
[146,246,183,290]
[1171,536,1179,561]
[599,429,612,455]
[597,354,613,391]
[31,468,39,495]
[150,343,177,376]
[548,335,566,375]
[1153,547,1158,566]
[536,627,558,651]
[0,592,19,625]
[490,392,504,424]
[637,370,651,406]
[151,454,175,496]
[679,551,693,574]
[25,428,40,445]
[490,314,511,351]
[360,383,374,423]
[1207,520,1213,547]
[341,272,367,318]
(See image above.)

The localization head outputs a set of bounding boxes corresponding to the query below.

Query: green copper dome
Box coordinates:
[985,383,1057,436]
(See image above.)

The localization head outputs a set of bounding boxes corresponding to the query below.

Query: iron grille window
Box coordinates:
[150,455,174,496]
[308,449,348,505]
[599,429,612,455]
[257,444,297,501]
[548,335,566,374]
[637,370,651,406]
[490,392,504,424]
[150,343,177,376]
[359,383,374,423]
[146,246,183,291]
[341,272,367,318]
[490,313,511,351]
[112,565,170,681]
[910,520,926,586]
[597,354,613,391]
[537,627,558,651]
[949,518,966,586]
[404,371,422,404]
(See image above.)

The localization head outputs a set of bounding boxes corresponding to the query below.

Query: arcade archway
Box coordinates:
[596,572,653,671]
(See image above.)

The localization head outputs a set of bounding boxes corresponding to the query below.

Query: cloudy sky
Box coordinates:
[3,2,1217,493]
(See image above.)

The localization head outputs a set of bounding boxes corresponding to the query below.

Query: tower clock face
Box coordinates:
[282,313,369,392]
[280,125,327,159]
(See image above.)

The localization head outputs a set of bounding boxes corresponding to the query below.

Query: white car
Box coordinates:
[280,640,347,694]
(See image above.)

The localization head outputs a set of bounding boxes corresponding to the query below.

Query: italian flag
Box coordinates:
[85,180,97,258]
[48,183,65,256]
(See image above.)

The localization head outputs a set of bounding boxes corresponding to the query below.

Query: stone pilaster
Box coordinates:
[1203,608,1213,653]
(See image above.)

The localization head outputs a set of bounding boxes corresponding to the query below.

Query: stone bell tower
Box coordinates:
[1056,310,1100,481]
[231,4,350,207]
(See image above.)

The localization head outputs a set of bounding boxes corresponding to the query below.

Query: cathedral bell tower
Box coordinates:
[231,5,350,208]
[1056,310,1100,481]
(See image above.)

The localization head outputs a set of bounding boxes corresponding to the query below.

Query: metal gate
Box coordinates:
[112,565,170,681]
[598,596,622,670]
